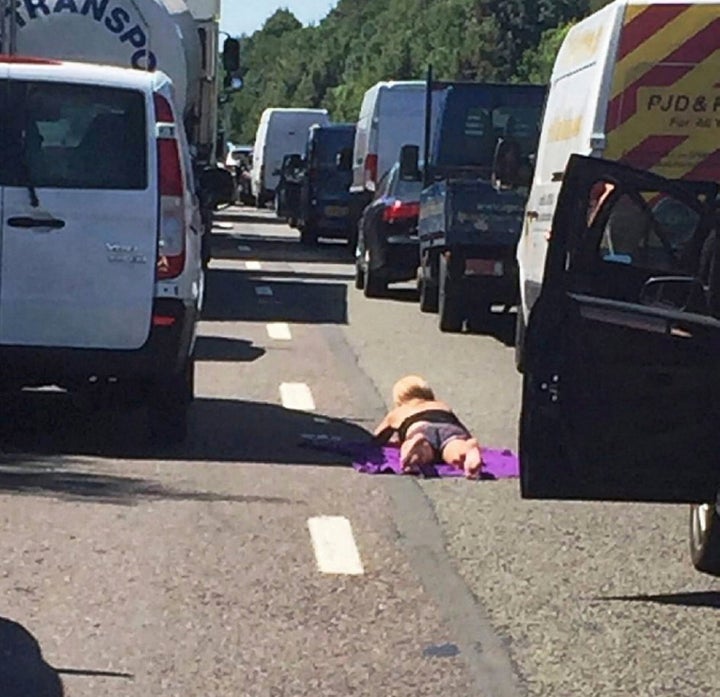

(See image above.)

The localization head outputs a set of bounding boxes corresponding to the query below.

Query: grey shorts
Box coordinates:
[413,423,470,455]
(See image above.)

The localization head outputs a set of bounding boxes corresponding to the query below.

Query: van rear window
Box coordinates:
[0,80,147,190]
[432,84,546,171]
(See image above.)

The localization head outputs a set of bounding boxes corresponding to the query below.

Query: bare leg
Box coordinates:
[400,432,434,474]
[442,438,483,479]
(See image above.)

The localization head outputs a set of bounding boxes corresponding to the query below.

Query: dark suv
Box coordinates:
[297,123,356,245]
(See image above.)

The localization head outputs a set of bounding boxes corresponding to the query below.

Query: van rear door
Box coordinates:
[520,155,720,504]
[0,75,157,350]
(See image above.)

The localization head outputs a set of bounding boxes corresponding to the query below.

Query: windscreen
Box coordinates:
[309,128,355,169]
[432,84,546,172]
[0,80,147,190]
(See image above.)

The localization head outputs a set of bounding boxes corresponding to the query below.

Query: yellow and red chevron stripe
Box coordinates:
[605,2,720,182]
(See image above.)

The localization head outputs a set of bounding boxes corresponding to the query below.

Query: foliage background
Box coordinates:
[225,0,613,143]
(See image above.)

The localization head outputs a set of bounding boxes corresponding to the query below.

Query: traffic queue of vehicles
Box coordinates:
[256,0,720,577]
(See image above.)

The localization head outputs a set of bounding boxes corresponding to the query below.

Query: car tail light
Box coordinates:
[154,94,186,280]
[364,154,378,189]
[383,200,420,223]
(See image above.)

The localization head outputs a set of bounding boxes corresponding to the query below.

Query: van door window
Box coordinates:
[573,178,710,305]
[0,81,147,191]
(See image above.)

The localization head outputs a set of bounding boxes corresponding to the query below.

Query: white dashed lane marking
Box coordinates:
[267,322,292,341]
[245,260,262,270]
[280,382,316,411]
[255,286,273,297]
[307,516,365,576]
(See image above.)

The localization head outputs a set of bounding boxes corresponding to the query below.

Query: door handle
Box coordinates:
[526,210,539,221]
[7,217,65,230]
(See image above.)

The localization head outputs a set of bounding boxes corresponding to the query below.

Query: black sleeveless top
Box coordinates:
[397,409,467,441]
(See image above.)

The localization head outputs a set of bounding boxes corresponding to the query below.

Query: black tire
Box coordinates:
[419,254,438,313]
[300,225,318,246]
[354,258,365,290]
[363,251,386,298]
[690,503,720,576]
[148,360,194,444]
[515,309,526,373]
[438,255,464,332]
[467,303,492,334]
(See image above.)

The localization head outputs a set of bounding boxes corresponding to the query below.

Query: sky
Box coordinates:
[220,1,337,37]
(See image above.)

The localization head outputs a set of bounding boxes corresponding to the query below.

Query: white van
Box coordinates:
[516,0,720,360]
[251,108,330,207]
[351,80,427,196]
[0,57,203,441]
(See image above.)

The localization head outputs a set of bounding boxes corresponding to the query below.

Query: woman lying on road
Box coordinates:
[373,375,483,479]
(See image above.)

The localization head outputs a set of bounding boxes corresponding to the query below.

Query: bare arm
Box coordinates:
[372,410,399,444]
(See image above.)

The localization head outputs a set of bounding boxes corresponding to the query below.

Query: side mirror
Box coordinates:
[399,144,421,181]
[639,276,708,314]
[223,37,240,73]
[199,166,235,207]
[336,147,353,171]
[492,138,522,189]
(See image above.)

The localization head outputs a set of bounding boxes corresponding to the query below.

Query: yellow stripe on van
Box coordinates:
[605,48,720,168]
[610,4,714,101]
[605,3,720,180]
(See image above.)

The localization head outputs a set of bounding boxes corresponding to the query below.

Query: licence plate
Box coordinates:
[465,259,504,276]
[324,205,349,218]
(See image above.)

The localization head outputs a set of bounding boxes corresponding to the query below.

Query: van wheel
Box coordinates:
[300,226,318,246]
[467,303,492,334]
[438,255,464,332]
[419,254,438,313]
[515,310,526,373]
[148,361,194,444]
[690,503,720,576]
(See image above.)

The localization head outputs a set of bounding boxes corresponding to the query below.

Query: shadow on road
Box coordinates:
[213,211,287,226]
[593,590,720,609]
[466,309,517,347]
[203,268,348,324]
[194,336,265,363]
[211,232,353,265]
[382,287,420,304]
[0,392,371,479]
[0,617,65,695]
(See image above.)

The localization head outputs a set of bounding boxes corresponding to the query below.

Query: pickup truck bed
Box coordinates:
[417,178,527,332]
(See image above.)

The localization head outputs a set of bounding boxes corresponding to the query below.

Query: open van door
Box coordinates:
[520,155,720,503]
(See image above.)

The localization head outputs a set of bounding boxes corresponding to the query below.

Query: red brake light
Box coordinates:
[158,139,183,197]
[153,93,174,122]
[154,94,186,280]
[383,200,420,222]
[364,154,378,188]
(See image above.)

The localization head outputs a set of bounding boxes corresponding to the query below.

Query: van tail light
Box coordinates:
[383,200,420,223]
[364,154,378,189]
[154,94,186,280]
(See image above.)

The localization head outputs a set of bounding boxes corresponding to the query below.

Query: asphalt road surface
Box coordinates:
[0,206,717,696]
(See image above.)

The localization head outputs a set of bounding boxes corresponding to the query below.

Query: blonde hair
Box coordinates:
[392,375,435,406]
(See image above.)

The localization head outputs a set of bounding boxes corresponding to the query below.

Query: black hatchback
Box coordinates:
[354,162,423,297]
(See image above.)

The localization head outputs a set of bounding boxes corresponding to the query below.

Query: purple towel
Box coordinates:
[300,436,519,480]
